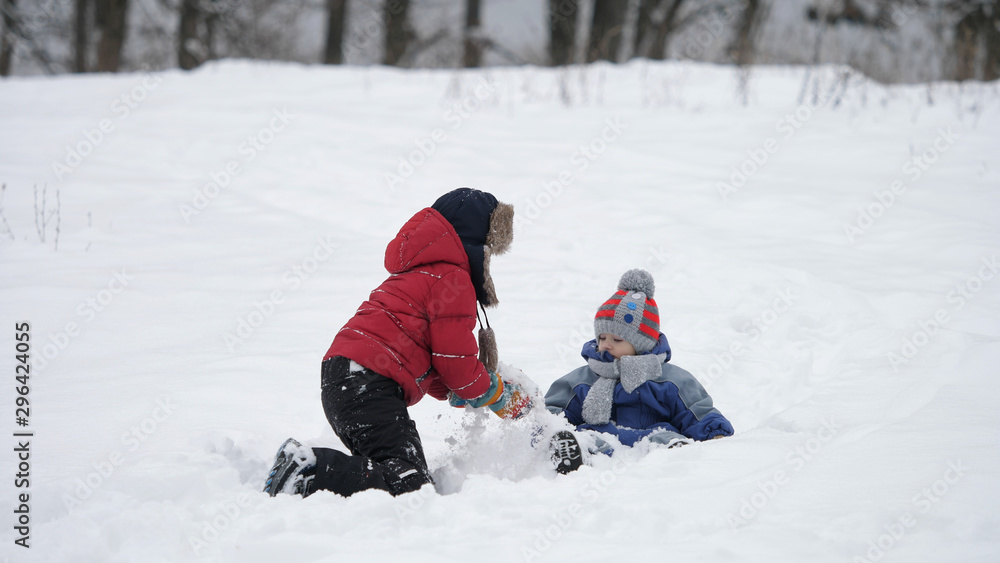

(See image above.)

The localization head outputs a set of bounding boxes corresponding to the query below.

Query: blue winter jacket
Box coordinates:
[544,336,734,446]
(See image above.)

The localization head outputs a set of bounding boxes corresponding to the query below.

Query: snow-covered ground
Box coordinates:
[1,60,998,563]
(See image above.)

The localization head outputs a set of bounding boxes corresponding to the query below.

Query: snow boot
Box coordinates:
[549,430,583,474]
[263,438,317,497]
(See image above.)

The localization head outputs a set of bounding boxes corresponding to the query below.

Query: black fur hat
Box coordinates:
[431,187,513,307]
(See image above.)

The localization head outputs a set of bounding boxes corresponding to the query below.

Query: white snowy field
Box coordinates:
[0,60,998,563]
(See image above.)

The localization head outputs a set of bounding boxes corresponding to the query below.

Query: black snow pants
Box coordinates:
[311,356,433,497]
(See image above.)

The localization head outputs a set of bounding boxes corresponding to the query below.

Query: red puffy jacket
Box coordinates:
[324,207,492,406]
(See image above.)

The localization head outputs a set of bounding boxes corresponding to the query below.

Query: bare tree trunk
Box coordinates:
[548,0,578,66]
[462,0,481,68]
[634,0,673,56]
[0,0,16,76]
[729,0,763,66]
[74,0,89,72]
[177,0,201,70]
[953,3,981,81]
[951,1,1000,81]
[587,0,627,63]
[324,0,348,64]
[650,0,684,59]
[798,5,828,105]
[634,0,683,60]
[634,0,655,55]
[985,3,1000,80]
[730,0,765,105]
[204,4,218,61]
[95,0,128,72]
[383,0,411,66]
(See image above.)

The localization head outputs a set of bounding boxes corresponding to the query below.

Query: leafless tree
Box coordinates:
[324,0,348,64]
[178,0,205,69]
[462,0,481,67]
[729,0,765,66]
[94,0,128,72]
[0,0,60,74]
[191,1,305,63]
[70,0,129,72]
[950,0,1000,81]
[633,0,685,60]
[0,0,15,75]
[74,0,88,71]
[548,0,578,65]
[384,0,412,66]
[587,0,627,62]
[729,0,766,104]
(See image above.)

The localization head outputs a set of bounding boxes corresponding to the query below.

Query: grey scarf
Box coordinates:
[581,353,667,425]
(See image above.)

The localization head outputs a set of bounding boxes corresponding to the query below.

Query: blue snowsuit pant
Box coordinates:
[310,356,433,497]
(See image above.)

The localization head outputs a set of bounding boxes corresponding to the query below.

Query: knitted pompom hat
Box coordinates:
[594,269,661,354]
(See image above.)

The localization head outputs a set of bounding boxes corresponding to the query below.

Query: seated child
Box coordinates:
[544,269,733,472]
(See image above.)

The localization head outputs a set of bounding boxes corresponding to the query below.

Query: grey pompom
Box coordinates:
[618,269,655,298]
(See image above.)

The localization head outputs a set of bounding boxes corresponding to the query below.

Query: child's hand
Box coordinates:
[448,371,533,419]
[447,392,468,408]
[489,379,533,420]
[448,371,504,409]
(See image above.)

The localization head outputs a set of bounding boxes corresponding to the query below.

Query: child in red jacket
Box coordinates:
[264,188,531,498]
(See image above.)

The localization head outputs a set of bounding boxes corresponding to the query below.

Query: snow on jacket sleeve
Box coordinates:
[425,269,492,402]
[582,422,696,448]
[653,364,734,441]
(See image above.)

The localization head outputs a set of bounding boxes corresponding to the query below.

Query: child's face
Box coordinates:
[598,333,636,359]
